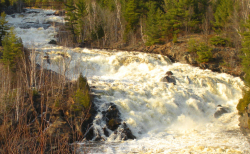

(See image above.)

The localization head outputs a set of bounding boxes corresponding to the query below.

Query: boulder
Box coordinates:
[161,71,176,85]
[101,103,136,140]
[166,71,173,76]
[103,103,122,131]
[119,123,136,140]
[214,105,228,118]
[48,40,57,45]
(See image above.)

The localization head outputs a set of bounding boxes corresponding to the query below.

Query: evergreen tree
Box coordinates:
[65,0,78,43]
[97,0,115,11]
[124,0,141,33]
[213,0,234,33]
[1,27,22,71]
[0,12,9,46]
[75,0,87,43]
[163,0,209,37]
[145,2,165,45]
[164,0,189,37]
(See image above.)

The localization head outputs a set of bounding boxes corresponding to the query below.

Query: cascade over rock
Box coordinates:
[4,9,250,153]
[214,105,229,118]
[83,102,136,141]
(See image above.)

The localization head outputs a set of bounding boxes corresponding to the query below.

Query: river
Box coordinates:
[6,9,250,153]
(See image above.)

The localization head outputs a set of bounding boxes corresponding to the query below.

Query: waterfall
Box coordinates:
[6,9,250,153]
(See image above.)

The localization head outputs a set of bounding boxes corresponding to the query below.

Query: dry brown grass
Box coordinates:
[0,47,91,153]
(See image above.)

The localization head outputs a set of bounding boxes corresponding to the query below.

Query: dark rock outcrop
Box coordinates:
[214,105,229,118]
[101,103,136,140]
[161,71,176,85]
[23,9,40,14]
[104,103,122,131]
[166,71,173,76]
[48,40,57,45]
[18,23,51,29]
[119,122,136,140]
[82,102,136,141]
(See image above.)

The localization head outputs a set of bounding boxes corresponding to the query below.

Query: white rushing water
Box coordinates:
[6,9,250,153]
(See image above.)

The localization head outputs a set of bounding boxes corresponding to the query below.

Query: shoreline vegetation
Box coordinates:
[0,0,250,152]
[0,5,135,153]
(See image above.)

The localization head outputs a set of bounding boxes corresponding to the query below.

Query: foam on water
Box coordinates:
[7,9,250,153]
[6,9,64,47]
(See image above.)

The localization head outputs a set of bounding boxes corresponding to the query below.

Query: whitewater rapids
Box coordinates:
[6,9,250,153]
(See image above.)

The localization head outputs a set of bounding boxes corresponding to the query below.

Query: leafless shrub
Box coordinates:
[0,45,90,153]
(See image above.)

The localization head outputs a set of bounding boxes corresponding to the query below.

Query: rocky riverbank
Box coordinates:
[87,35,244,79]
[0,61,136,153]
[0,8,137,153]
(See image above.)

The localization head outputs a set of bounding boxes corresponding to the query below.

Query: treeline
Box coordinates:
[0,0,23,12]
[58,0,247,48]
[11,0,249,50]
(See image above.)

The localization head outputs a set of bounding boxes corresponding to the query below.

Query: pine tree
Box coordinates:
[164,0,189,38]
[124,0,141,33]
[145,2,165,45]
[97,0,115,11]
[65,0,78,43]
[0,12,9,46]
[75,0,87,43]
[1,27,22,71]
[213,0,234,33]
